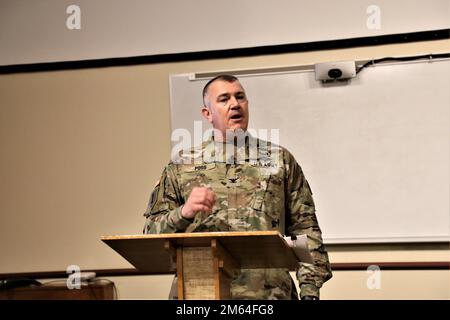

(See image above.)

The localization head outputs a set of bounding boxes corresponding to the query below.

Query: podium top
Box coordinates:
[102,231,301,273]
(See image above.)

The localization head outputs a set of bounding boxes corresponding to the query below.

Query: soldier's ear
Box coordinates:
[201,105,213,124]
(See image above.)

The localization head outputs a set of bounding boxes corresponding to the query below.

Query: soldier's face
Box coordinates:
[202,80,249,139]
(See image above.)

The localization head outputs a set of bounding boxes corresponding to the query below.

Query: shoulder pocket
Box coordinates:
[251,165,284,216]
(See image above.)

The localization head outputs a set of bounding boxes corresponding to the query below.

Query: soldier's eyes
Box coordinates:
[216,93,246,104]
[236,94,246,101]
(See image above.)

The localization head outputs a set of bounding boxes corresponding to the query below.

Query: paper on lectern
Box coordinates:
[283,234,314,264]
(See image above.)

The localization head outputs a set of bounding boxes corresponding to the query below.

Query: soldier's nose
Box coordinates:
[230,103,240,110]
[229,96,240,108]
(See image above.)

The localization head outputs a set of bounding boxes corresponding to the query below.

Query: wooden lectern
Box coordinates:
[101,231,301,300]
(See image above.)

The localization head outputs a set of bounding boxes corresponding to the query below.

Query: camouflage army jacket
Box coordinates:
[143,134,332,299]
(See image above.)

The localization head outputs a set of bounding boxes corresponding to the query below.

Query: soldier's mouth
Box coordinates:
[230,114,243,121]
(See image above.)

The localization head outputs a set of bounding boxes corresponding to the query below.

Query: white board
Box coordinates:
[169,59,450,244]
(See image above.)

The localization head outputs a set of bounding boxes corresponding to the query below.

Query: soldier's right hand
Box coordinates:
[181,187,217,219]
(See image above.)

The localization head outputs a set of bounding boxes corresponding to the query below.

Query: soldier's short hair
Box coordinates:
[202,74,239,105]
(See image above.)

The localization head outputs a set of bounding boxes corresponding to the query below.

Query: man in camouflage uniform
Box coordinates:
[143,75,332,300]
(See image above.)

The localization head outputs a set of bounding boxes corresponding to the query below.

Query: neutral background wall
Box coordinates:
[1,38,449,299]
[1,0,449,65]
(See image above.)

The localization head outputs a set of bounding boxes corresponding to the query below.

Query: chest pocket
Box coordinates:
[178,163,231,221]
[178,163,219,201]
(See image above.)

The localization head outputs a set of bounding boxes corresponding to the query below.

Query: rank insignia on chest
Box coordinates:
[227,178,241,187]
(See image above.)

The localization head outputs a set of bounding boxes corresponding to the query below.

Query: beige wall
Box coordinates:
[0,38,449,299]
